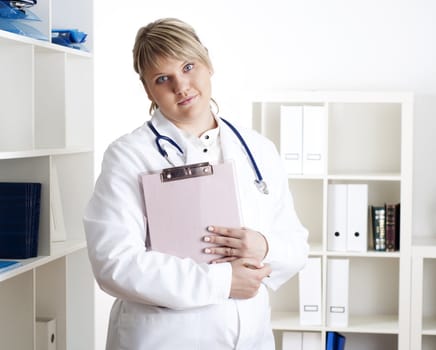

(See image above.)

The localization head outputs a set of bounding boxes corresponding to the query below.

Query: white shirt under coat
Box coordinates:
[83,109,309,350]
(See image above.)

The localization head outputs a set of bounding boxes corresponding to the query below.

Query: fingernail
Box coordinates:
[207,226,214,232]
[204,236,211,242]
[204,248,211,254]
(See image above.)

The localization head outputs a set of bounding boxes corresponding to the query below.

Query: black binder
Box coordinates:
[0,182,41,259]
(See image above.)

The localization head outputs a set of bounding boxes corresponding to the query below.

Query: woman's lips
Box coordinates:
[177,95,196,106]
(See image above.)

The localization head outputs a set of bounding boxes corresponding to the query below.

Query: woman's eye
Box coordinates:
[156,76,168,84]
[184,63,194,72]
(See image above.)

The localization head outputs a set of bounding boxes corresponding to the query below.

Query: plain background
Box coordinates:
[93,1,436,348]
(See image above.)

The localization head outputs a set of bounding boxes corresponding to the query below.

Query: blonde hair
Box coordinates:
[133,18,217,114]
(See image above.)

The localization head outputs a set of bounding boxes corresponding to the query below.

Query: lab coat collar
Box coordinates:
[150,109,227,167]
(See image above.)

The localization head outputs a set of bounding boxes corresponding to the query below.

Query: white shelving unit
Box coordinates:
[252,91,413,350]
[0,1,94,349]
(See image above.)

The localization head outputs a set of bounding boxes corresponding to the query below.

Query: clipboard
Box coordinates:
[140,162,242,263]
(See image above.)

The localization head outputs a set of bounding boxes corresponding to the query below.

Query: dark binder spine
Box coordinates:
[385,203,396,252]
[395,203,401,251]
[371,205,386,251]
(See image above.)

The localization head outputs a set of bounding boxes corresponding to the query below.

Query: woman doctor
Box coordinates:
[84,18,309,350]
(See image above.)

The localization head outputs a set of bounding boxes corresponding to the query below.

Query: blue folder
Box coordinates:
[326,331,345,350]
[0,183,41,259]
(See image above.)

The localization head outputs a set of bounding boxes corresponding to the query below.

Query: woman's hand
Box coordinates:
[203,225,269,263]
[229,258,271,299]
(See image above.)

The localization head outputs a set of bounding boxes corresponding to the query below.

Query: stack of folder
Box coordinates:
[0,0,47,40]
[0,182,41,259]
[52,28,88,51]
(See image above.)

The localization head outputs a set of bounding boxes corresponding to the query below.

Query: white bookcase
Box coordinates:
[252,91,413,350]
[0,1,94,349]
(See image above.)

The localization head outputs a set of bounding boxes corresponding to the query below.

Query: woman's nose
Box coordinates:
[173,74,189,95]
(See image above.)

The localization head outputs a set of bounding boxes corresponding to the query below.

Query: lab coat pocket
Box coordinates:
[118,303,200,350]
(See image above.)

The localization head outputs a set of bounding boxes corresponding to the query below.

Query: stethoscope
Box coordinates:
[147,118,269,195]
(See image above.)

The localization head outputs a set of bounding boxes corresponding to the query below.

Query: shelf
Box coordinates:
[0,147,93,160]
[326,251,401,258]
[327,314,399,334]
[271,312,323,331]
[251,90,413,104]
[413,237,436,251]
[0,29,92,57]
[288,173,402,181]
[0,239,87,283]
[271,312,398,334]
[327,173,402,181]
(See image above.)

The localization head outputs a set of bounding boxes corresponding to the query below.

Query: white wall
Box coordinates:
[94,0,436,348]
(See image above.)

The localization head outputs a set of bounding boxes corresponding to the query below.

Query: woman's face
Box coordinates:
[142,56,213,131]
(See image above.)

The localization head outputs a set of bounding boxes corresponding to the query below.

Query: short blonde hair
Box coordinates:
[133,18,215,114]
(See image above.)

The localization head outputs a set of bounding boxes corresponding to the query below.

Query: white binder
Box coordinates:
[280,105,303,174]
[36,317,56,350]
[282,331,302,350]
[141,162,242,263]
[347,184,368,252]
[327,184,347,251]
[283,331,322,350]
[327,259,349,327]
[299,257,322,325]
[302,105,325,175]
[302,332,322,349]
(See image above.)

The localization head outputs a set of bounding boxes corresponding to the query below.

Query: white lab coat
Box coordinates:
[84,110,309,350]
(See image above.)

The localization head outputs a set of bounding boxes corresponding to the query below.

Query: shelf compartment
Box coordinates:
[36,257,67,349]
[289,179,323,250]
[64,54,93,148]
[269,274,299,315]
[423,317,436,335]
[35,48,67,149]
[328,102,401,175]
[338,332,397,350]
[0,40,34,151]
[66,249,95,349]
[422,258,436,333]
[327,179,401,253]
[50,152,93,245]
[348,257,399,319]
[0,271,35,349]
[252,101,326,161]
[51,0,93,52]
[422,335,436,350]
[0,156,51,256]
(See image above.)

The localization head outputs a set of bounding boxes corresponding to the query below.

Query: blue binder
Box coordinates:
[0,182,41,259]
[326,331,345,350]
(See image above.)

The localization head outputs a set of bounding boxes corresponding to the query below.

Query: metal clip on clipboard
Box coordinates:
[141,162,241,263]
[160,162,213,182]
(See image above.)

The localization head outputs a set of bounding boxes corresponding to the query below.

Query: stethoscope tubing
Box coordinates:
[147,117,268,194]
